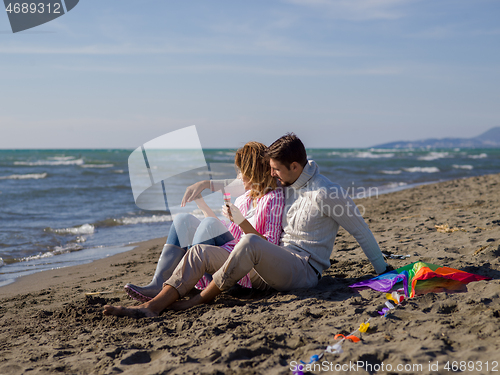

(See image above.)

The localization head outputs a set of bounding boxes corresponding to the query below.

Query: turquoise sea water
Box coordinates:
[1,148,499,286]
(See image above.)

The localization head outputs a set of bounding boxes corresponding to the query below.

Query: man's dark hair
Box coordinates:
[266,133,307,169]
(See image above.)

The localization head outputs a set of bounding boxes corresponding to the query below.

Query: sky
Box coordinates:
[1,0,499,149]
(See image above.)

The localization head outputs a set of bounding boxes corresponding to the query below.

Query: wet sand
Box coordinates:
[1,174,499,375]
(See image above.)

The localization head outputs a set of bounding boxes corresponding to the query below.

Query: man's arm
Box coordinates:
[320,186,387,274]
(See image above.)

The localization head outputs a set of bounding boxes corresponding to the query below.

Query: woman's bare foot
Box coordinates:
[103,304,158,318]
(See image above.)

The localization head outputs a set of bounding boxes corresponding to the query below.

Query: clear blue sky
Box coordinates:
[1,0,499,149]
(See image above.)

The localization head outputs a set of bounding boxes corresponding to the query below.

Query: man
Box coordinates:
[104,134,389,317]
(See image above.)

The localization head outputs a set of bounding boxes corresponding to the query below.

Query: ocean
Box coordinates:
[1,147,499,287]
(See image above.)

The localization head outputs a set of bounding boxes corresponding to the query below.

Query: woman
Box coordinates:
[123,141,284,302]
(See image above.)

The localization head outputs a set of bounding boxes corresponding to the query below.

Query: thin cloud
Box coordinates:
[281,0,414,20]
[0,39,369,58]
[167,64,403,76]
[407,24,500,39]
[407,25,458,39]
[471,28,500,36]
[51,62,404,77]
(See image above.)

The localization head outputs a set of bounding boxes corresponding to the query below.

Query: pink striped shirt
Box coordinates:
[195,188,285,289]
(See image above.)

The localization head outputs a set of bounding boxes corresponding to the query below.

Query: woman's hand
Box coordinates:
[181,180,210,207]
[222,203,245,225]
[223,202,267,241]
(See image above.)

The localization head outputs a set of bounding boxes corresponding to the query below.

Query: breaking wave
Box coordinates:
[20,243,84,262]
[384,182,408,189]
[418,152,449,161]
[80,164,114,168]
[46,223,95,235]
[355,152,395,159]
[468,153,487,159]
[119,215,172,225]
[453,164,473,170]
[0,173,47,180]
[15,158,84,166]
[380,170,402,175]
[403,167,440,173]
[328,151,395,158]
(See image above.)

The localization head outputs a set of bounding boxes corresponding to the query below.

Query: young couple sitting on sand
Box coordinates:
[104,133,390,318]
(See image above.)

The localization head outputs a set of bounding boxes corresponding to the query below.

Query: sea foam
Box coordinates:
[418,152,449,161]
[380,170,402,175]
[20,243,83,262]
[15,158,84,166]
[453,164,473,170]
[328,151,395,158]
[0,173,47,180]
[355,152,395,159]
[80,164,114,168]
[49,224,95,235]
[468,153,487,159]
[384,182,408,188]
[119,215,172,225]
[403,167,440,173]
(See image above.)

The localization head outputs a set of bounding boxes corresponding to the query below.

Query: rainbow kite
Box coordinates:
[292,262,490,373]
[350,261,490,298]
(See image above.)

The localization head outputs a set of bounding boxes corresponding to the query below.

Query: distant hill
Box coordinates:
[373,127,500,148]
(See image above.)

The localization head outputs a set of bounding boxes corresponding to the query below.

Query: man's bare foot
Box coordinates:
[168,297,200,311]
[103,304,158,318]
[169,281,221,311]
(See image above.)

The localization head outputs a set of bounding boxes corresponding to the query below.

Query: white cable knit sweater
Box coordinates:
[280,160,386,274]
[211,161,387,274]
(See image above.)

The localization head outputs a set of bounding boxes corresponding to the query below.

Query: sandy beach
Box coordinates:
[1,174,499,375]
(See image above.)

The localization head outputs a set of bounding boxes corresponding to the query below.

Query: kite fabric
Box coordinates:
[349,261,490,298]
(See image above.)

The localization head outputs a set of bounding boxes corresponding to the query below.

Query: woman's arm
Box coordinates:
[212,179,246,197]
[181,180,210,207]
[257,190,284,245]
[194,197,217,218]
[181,179,245,207]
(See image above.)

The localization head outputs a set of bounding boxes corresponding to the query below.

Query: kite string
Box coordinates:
[293,318,372,375]
[293,291,407,374]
